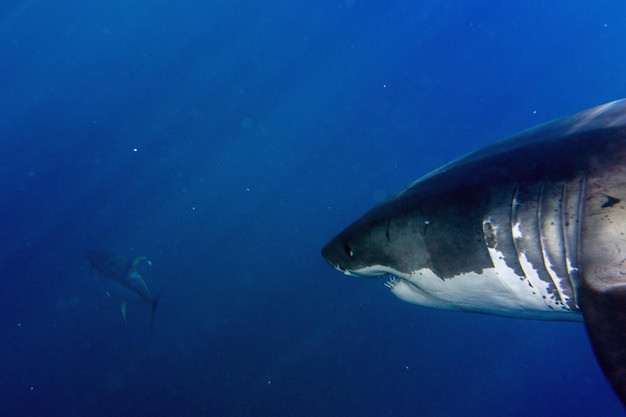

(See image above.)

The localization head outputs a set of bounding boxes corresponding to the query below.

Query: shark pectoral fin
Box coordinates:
[131,256,149,268]
[121,300,128,323]
[580,284,626,405]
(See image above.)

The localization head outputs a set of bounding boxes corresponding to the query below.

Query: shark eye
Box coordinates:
[343,244,354,258]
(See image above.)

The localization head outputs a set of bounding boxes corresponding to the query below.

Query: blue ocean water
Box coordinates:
[1,0,626,415]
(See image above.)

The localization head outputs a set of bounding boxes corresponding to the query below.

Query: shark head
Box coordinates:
[322,203,431,278]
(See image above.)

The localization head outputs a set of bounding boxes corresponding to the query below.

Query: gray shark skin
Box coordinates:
[322,99,626,406]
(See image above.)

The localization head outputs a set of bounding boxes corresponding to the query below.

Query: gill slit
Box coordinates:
[560,177,585,309]
[510,184,523,277]
[573,176,587,307]
[537,182,567,306]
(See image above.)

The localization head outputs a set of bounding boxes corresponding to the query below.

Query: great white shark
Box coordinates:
[87,250,160,330]
[322,99,626,407]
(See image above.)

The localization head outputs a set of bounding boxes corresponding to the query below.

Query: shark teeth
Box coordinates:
[384,276,400,289]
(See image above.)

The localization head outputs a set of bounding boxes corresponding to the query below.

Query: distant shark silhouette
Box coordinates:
[87,250,160,331]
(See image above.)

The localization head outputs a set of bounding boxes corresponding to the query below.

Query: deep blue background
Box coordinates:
[1,1,626,416]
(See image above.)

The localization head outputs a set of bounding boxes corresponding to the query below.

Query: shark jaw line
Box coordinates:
[344,264,402,278]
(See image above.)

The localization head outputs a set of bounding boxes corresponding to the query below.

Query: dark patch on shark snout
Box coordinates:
[601,195,621,208]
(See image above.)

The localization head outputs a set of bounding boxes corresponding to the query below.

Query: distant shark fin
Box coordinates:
[129,256,154,299]
[131,256,148,268]
[121,300,127,323]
